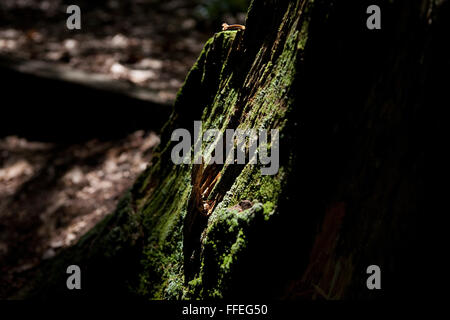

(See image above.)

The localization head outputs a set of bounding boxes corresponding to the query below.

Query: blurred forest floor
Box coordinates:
[0,0,247,298]
[0,132,160,297]
[0,0,245,103]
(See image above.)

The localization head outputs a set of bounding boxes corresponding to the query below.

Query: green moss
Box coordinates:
[263,201,275,217]
[19,0,314,300]
[180,201,271,298]
[132,30,243,299]
[157,3,304,297]
[298,0,314,50]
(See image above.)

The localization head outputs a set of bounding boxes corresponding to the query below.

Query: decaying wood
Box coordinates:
[183,157,222,281]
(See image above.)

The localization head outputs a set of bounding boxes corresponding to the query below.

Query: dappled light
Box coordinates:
[0,132,159,296]
[0,0,248,104]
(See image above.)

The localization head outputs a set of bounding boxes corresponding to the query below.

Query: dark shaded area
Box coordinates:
[228,0,435,300]
[0,66,169,142]
[168,0,435,300]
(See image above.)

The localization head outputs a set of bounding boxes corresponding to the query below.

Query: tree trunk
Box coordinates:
[18,0,445,300]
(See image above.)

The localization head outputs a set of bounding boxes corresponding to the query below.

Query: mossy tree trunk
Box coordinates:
[18,0,445,300]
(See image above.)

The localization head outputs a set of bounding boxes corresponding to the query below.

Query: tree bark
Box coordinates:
[17,0,445,300]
